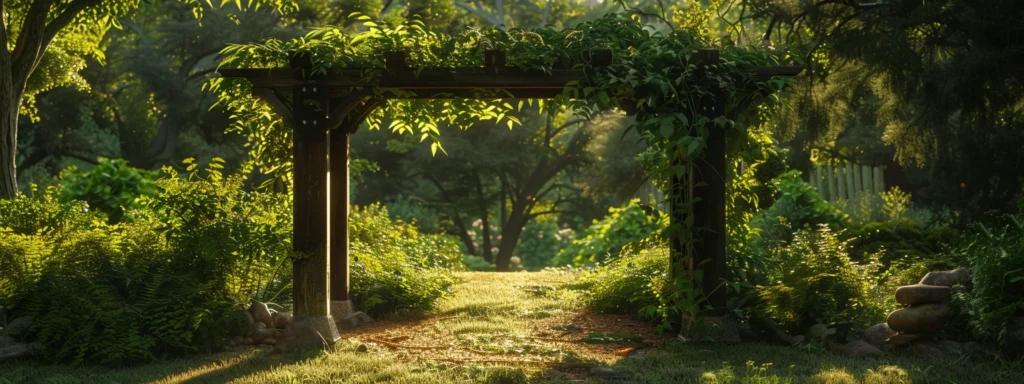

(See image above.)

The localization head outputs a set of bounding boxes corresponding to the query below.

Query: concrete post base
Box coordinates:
[298,315,341,344]
[677,315,741,343]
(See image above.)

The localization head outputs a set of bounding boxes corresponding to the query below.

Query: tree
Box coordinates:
[356,107,620,270]
[738,0,1024,216]
[0,0,294,198]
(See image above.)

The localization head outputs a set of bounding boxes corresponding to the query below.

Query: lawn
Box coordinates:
[2,272,1022,384]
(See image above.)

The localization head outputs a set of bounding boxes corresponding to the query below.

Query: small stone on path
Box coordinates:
[356,344,369,353]
[589,367,620,378]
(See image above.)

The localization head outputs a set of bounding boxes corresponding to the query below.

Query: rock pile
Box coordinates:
[884,268,968,347]
[233,299,374,353]
[0,309,34,362]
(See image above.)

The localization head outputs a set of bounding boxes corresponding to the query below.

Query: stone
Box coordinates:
[273,312,292,329]
[342,312,374,329]
[330,301,353,320]
[900,340,946,357]
[2,316,33,337]
[887,304,950,334]
[0,334,14,348]
[789,335,805,346]
[805,324,835,343]
[589,367,620,377]
[248,300,274,328]
[249,322,273,343]
[0,343,32,362]
[862,323,897,348]
[230,336,244,346]
[273,320,329,354]
[242,338,254,345]
[356,344,369,353]
[837,340,883,357]
[736,322,757,341]
[961,341,989,355]
[243,311,255,326]
[919,268,971,287]
[263,338,277,345]
[886,333,926,346]
[895,284,952,306]
[678,315,741,343]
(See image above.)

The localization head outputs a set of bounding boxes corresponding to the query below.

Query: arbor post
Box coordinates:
[328,128,352,320]
[328,97,377,326]
[674,49,733,342]
[290,79,341,343]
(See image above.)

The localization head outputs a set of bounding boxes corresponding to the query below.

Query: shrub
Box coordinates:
[516,219,573,270]
[3,162,463,364]
[462,254,495,271]
[756,225,882,333]
[955,217,1024,346]
[552,199,666,267]
[59,158,159,222]
[577,244,676,330]
[349,204,459,316]
[748,170,848,251]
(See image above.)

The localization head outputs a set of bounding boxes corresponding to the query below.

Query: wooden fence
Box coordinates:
[810,161,885,202]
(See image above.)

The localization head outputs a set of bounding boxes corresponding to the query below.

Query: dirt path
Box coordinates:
[344,271,670,369]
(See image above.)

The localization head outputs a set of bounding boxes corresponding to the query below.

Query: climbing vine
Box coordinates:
[210,8,797,317]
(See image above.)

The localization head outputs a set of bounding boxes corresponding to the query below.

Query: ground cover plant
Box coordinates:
[0,161,462,364]
[4,272,1023,383]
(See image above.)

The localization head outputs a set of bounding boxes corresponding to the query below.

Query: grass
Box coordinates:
[3,271,1023,383]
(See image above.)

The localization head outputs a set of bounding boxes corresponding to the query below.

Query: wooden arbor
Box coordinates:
[219,50,800,342]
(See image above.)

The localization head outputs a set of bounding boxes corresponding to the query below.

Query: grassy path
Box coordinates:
[2,271,1023,383]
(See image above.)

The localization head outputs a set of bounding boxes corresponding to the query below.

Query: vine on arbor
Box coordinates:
[211,10,796,317]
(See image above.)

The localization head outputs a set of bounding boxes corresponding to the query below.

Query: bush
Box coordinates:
[755,225,883,333]
[349,204,460,316]
[955,217,1024,346]
[516,219,573,270]
[1,162,462,364]
[748,170,848,251]
[577,244,675,330]
[462,254,495,271]
[552,199,666,267]
[59,158,159,222]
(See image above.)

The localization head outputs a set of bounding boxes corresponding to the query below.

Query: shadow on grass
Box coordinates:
[561,339,1024,384]
[0,346,327,384]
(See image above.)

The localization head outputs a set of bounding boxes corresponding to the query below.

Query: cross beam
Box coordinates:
[219,50,800,342]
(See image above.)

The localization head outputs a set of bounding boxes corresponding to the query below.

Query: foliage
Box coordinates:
[515,218,573,270]
[462,254,495,271]
[0,159,464,363]
[747,170,848,255]
[348,204,461,315]
[213,6,795,316]
[577,244,677,330]
[955,217,1024,345]
[552,199,665,267]
[58,158,159,223]
[756,225,883,333]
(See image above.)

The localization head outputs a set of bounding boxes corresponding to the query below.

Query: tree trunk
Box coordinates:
[0,102,17,199]
[495,198,530,271]
[474,172,493,262]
